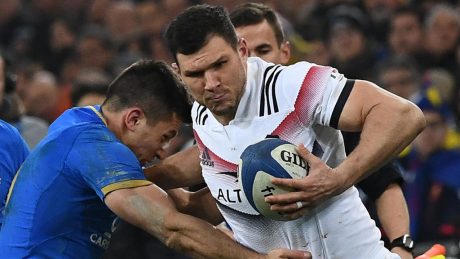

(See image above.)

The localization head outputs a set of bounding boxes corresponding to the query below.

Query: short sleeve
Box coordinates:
[279,63,351,128]
[67,129,151,200]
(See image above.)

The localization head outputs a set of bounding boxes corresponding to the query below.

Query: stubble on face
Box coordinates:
[176,36,248,125]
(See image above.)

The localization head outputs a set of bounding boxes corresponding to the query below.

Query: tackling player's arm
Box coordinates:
[375,184,413,259]
[105,184,310,259]
[167,187,224,225]
[144,145,204,189]
[266,80,425,214]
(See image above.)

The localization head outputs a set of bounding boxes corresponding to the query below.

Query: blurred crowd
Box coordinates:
[1,0,460,258]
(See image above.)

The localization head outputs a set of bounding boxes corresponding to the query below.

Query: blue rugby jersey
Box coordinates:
[0,119,29,227]
[0,106,151,258]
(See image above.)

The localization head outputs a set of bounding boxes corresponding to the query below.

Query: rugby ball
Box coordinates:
[238,138,309,221]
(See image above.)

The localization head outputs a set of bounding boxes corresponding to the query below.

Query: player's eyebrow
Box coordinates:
[183,56,227,77]
[255,43,272,52]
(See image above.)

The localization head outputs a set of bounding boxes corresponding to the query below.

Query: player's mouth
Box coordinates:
[206,93,227,103]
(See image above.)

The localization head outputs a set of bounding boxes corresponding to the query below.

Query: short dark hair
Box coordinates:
[165,4,238,64]
[102,60,192,124]
[230,2,285,46]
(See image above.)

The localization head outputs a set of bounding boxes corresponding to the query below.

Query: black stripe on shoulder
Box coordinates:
[195,105,201,124]
[265,65,282,115]
[330,79,355,129]
[201,114,208,125]
[271,69,283,113]
[196,105,207,125]
[260,65,276,116]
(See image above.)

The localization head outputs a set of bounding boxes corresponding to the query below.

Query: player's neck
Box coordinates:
[100,105,121,139]
[214,113,235,126]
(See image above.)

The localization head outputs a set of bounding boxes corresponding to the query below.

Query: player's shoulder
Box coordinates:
[0,119,21,138]
[0,119,26,148]
[191,102,209,126]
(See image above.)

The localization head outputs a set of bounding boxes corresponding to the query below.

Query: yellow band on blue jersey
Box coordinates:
[89,106,107,126]
[5,170,20,206]
[102,179,152,196]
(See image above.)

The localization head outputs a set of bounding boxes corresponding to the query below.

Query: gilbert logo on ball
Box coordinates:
[238,137,309,221]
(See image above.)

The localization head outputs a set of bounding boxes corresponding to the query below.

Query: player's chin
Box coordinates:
[207,101,233,114]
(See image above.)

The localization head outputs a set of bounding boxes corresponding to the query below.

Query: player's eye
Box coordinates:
[215,60,227,68]
[186,71,204,78]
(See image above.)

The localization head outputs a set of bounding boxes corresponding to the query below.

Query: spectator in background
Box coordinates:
[137,1,168,38]
[45,18,78,77]
[423,4,460,78]
[136,1,171,63]
[26,71,59,122]
[70,70,110,107]
[0,54,48,149]
[104,1,148,74]
[388,7,425,60]
[76,25,115,77]
[400,88,460,244]
[376,54,422,102]
[377,55,460,151]
[0,0,24,51]
[290,4,330,66]
[326,5,379,80]
[0,119,29,228]
[104,1,140,46]
[362,0,406,43]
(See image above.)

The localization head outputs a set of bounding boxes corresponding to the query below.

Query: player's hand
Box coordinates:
[265,248,311,259]
[264,145,345,219]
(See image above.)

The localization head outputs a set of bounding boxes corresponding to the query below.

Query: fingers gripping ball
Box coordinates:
[238,138,309,221]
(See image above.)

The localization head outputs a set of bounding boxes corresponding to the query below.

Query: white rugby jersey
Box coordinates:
[192,57,399,259]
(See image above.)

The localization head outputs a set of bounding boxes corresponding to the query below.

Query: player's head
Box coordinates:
[230,2,290,64]
[165,5,248,125]
[102,60,192,164]
[165,4,239,65]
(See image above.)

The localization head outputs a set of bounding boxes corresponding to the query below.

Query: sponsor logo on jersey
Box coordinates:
[89,217,118,250]
[90,232,111,250]
[201,148,214,167]
[111,217,119,233]
[217,188,242,203]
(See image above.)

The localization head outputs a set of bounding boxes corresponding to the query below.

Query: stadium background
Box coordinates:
[0,0,459,258]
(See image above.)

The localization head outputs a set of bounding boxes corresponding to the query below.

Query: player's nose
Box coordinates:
[204,70,220,90]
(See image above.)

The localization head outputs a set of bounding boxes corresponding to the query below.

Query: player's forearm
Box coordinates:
[375,184,410,241]
[162,212,262,259]
[144,145,204,189]
[167,188,224,225]
[336,98,424,189]
[108,186,262,259]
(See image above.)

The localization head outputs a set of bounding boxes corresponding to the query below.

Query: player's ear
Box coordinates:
[280,41,291,65]
[171,62,180,74]
[125,107,144,131]
[238,38,249,59]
